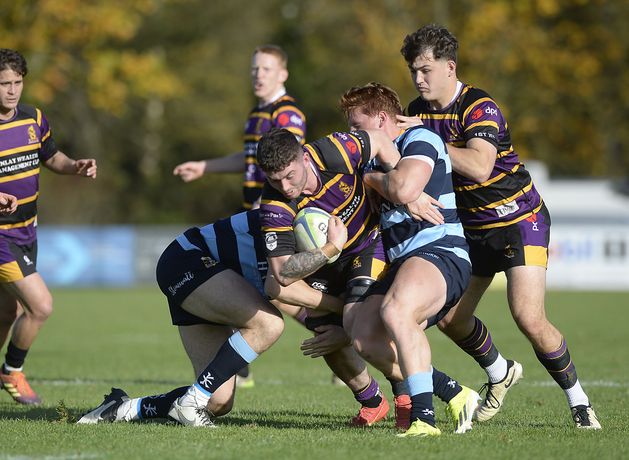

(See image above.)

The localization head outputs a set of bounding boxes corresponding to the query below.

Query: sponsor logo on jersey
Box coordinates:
[289,114,304,126]
[345,141,357,154]
[495,201,519,218]
[265,232,278,250]
[471,108,483,120]
[485,106,498,117]
[27,125,38,144]
[278,113,290,126]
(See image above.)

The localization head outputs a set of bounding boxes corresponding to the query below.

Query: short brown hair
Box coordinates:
[0,49,27,76]
[257,128,301,174]
[339,82,403,121]
[254,44,288,68]
[401,24,458,65]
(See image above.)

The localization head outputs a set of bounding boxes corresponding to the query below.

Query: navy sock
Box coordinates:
[432,367,462,403]
[353,378,383,408]
[139,386,188,419]
[410,392,435,426]
[535,338,578,389]
[455,317,500,368]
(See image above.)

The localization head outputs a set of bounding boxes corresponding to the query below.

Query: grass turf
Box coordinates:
[0,288,627,459]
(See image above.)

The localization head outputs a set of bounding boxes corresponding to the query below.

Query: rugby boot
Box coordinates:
[397,419,441,438]
[0,369,41,405]
[445,385,480,433]
[474,360,523,422]
[571,404,602,430]
[394,394,412,430]
[350,396,390,427]
[77,387,129,424]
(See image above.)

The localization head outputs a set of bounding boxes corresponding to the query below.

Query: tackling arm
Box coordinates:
[447,137,497,183]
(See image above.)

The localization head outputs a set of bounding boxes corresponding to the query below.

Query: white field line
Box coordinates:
[31,378,629,388]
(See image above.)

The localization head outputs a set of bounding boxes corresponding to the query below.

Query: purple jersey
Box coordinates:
[407,84,543,230]
[0,104,58,244]
[243,94,306,209]
[259,131,379,259]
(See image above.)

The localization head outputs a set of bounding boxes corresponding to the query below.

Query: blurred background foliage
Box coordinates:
[1,0,627,224]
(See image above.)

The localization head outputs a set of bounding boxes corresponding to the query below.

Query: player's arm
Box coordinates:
[44,151,97,178]
[362,129,401,172]
[265,276,344,314]
[447,137,496,183]
[364,157,431,205]
[173,151,246,182]
[267,216,347,287]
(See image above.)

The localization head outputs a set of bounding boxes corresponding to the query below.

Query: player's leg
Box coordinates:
[0,273,53,405]
[506,265,600,429]
[169,269,284,425]
[379,256,445,437]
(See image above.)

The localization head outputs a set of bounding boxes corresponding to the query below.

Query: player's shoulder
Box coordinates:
[459,85,496,110]
[272,94,302,110]
[406,96,428,116]
[16,103,39,121]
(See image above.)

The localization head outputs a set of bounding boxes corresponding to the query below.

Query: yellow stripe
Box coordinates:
[244,134,262,142]
[464,120,499,132]
[462,97,493,121]
[297,174,345,208]
[524,245,548,267]
[250,112,272,120]
[497,146,514,158]
[0,215,37,230]
[243,181,264,188]
[329,136,354,174]
[0,144,40,158]
[305,145,325,170]
[284,126,305,142]
[465,182,533,213]
[273,105,306,120]
[261,226,292,232]
[422,113,458,121]
[455,163,521,192]
[0,119,35,131]
[370,258,387,279]
[344,220,370,249]
[261,199,296,217]
[17,192,38,205]
[331,176,358,215]
[0,168,40,184]
[0,261,25,282]
[463,202,544,230]
[41,130,51,142]
[36,108,42,125]
[245,157,257,164]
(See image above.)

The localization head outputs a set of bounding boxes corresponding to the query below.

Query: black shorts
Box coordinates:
[156,230,230,326]
[305,237,387,298]
[466,203,551,277]
[0,238,37,283]
[366,244,471,328]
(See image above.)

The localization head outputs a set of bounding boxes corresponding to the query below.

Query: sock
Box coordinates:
[386,377,408,397]
[131,386,189,420]
[353,377,383,408]
[4,341,29,371]
[455,317,507,382]
[194,331,258,404]
[432,367,462,403]
[236,365,250,378]
[564,380,589,408]
[535,337,578,389]
[407,370,435,426]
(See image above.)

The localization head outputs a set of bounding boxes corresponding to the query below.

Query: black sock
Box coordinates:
[410,392,435,426]
[4,341,28,370]
[196,338,250,394]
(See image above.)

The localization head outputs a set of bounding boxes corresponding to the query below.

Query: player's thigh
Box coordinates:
[440,274,493,324]
[181,269,279,328]
[384,257,446,322]
[506,265,547,322]
[2,273,52,316]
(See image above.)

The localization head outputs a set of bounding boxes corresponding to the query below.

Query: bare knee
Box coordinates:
[250,310,284,347]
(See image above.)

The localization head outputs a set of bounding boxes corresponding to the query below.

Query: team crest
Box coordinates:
[201,256,218,268]
[504,245,516,259]
[352,257,362,269]
[265,232,278,250]
[338,181,352,198]
[27,125,38,144]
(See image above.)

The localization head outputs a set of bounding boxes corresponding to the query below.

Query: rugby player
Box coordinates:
[397,24,600,429]
[0,49,97,405]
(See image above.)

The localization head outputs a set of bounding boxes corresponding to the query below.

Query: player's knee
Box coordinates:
[27,298,53,323]
[379,299,405,329]
[513,312,547,341]
[257,311,284,344]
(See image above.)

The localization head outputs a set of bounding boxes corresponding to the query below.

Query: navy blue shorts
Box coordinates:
[366,244,471,328]
[156,230,229,326]
[0,238,37,283]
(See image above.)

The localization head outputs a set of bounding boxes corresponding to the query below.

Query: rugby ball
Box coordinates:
[293,207,340,264]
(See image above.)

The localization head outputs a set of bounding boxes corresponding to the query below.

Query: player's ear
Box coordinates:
[447,60,456,77]
[279,68,288,84]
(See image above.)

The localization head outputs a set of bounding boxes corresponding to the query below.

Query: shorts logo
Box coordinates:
[504,245,516,259]
[201,256,218,268]
[310,281,328,292]
[23,255,33,266]
[526,213,539,231]
[265,232,278,251]
[168,271,194,296]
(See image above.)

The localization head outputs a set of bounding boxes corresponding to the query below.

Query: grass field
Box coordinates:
[0,287,627,459]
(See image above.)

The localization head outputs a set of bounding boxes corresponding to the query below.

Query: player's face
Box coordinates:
[251,52,288,104]
[347,108,382,131]
[408,50,455,109]
[0,69,23,119]
[266,153,309,200]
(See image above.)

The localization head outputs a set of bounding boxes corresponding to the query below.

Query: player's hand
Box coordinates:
[405,192,445,225]
[0,192,18,215]
[300,324,351,358]
[75,159,97,178]
[326,215,347,253]
[173,160,206,182]
[396,114,423,129]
